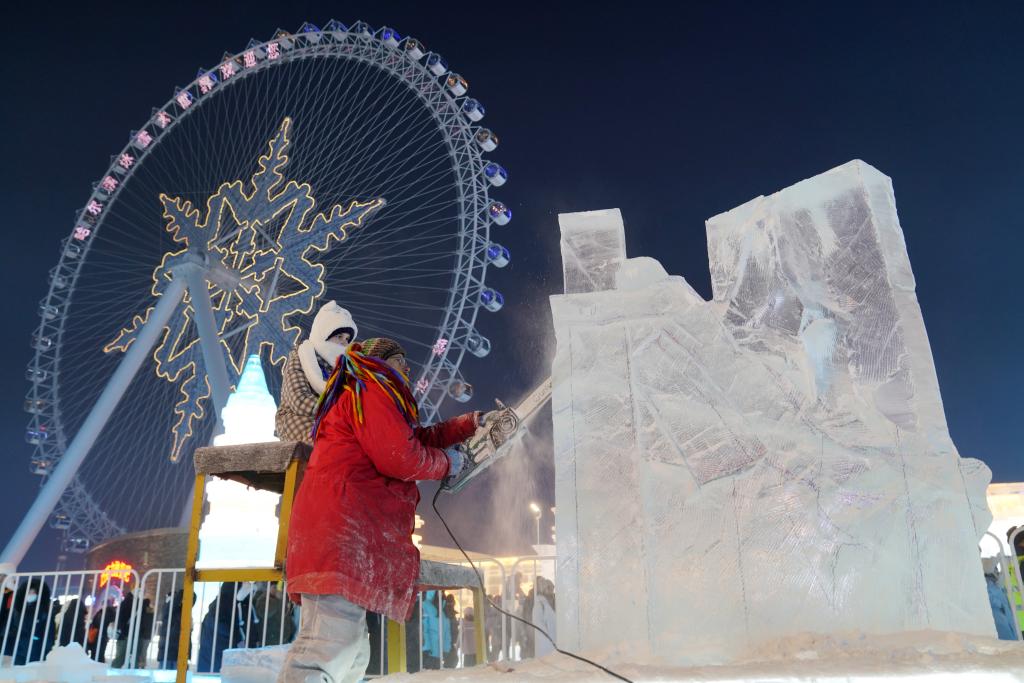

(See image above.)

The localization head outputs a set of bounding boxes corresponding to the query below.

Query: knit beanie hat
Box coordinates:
[360,337,406,362]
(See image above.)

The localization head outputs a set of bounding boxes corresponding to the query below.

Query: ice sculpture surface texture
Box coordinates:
[549,161,993,666]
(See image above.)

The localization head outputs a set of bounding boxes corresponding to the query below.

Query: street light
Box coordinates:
[529,502,542,546]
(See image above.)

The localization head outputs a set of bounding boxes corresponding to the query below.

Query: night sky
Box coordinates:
[1,2,1021,570]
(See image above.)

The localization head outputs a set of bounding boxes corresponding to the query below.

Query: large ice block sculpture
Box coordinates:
[549,162,994,666]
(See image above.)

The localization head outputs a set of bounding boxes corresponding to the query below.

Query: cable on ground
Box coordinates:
[431,487,634,683]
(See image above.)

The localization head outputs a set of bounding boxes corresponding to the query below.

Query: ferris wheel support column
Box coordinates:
[179,260,232,426]
[0,275,189,570]
[173,260,234,529]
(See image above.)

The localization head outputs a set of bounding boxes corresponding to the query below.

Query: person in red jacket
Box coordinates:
[279,337,487,683]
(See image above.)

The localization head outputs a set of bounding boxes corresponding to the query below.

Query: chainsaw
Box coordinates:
[442,377,552,493]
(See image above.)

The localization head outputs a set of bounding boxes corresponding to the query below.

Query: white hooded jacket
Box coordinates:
[297,301,358,394]
[275,301,358,444]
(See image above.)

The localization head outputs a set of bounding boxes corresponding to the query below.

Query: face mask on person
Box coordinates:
[25,593,37,604]
[310,302,358,365]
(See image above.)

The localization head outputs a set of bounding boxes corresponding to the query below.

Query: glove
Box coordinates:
[477,401,506,427]
[445,447,466,479]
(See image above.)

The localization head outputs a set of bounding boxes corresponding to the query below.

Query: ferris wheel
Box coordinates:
[7,20,513,565]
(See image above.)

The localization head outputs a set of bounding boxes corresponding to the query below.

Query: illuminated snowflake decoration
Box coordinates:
[105,117,384,461]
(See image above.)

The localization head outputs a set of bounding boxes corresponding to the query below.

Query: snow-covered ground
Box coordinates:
[2,631,1022,681]
[380,631,1024,682]
[0,644,220,683]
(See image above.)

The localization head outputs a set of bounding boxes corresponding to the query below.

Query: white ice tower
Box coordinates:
[550,161,994,666]
[198,354,281,568]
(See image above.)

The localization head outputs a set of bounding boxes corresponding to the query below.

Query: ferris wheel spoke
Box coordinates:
[342,160,456,218]
[335,116,448,189]
[350,308,449,331]
[323,289,447,311]
[317,93,441,187]
[337,214,459,263]
[324,119,449,200]
[338,268,456,287]
[328,274,452,291]
[310,81,448,186]
[340,194,462,241]
[334,226,459,255]
[330,246,461,266]
[351,320,434,351]
[313,60,418,169]
[360,164,465,213]
[300,77,409,182]
[349,264,456,276]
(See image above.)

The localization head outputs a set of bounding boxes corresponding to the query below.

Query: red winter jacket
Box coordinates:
[285,381,478,622]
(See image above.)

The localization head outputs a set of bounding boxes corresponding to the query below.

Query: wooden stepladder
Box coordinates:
[176,441,309,683]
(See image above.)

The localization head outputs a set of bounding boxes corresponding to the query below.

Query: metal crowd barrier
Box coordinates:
[157,573,297,675]
[455,556,508,663]
[0,568,141,667]
[503,555,556,661]
[1008,527,1024,637]
[0,556,554,675]
[7,541,1024,674]
[405,587,484,672]
[133,568,185,670]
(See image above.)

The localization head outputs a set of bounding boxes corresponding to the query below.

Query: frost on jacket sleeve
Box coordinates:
[413,413,479,449]
[281,349,318,417]
[354,385,451,482]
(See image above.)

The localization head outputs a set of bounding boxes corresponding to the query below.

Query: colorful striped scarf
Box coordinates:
[310,342,419,442]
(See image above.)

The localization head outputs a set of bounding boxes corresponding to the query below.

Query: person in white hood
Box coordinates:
[275,301,358,444]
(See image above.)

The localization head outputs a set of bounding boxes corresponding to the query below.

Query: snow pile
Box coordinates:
[549,161,995,667]
[0,643,106,682]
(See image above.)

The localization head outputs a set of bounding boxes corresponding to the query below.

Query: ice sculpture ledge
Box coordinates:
[549,161,994,666]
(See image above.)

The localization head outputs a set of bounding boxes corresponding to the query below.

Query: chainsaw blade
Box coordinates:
[440,378,552,494]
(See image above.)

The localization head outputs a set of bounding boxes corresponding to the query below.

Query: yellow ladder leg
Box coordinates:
[275,458,300,568]
[386,618,408,673]
[176,474,206,683]
[473,588,487,665]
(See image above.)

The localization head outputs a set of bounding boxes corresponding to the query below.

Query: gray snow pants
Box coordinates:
[277,594,370,683]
